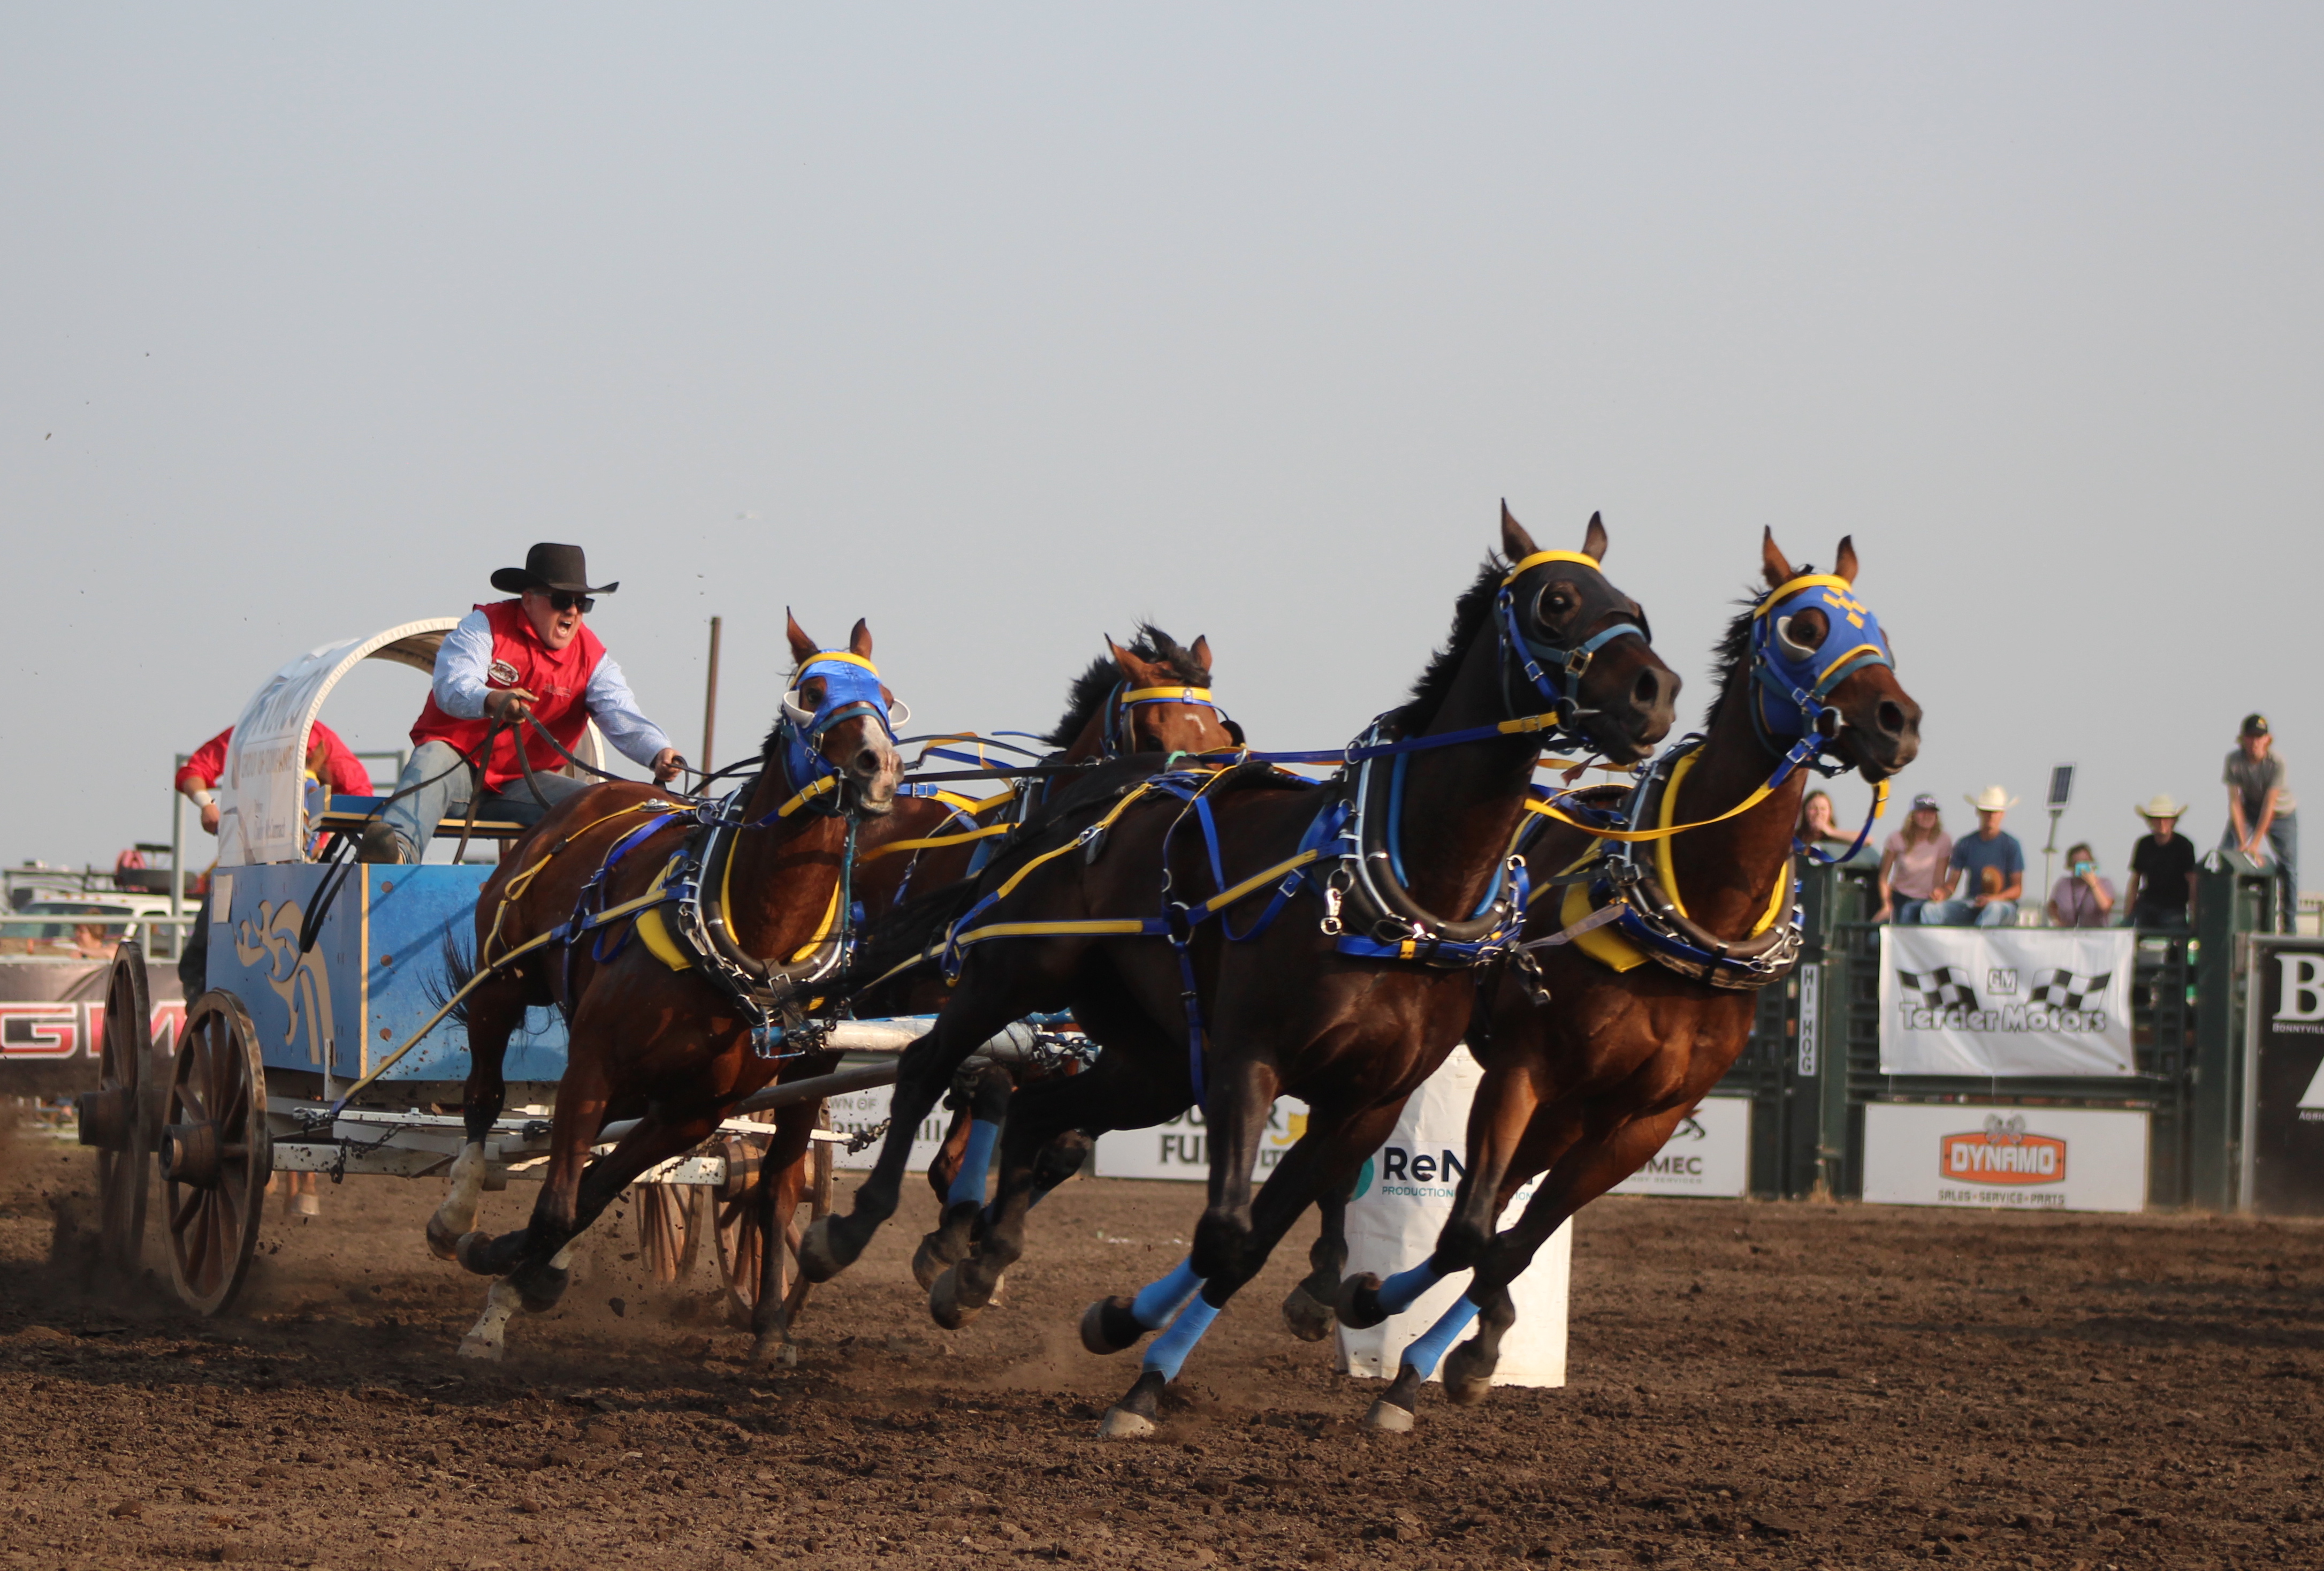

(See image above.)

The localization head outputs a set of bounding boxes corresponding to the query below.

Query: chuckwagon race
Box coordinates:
[10,12,2324,1570]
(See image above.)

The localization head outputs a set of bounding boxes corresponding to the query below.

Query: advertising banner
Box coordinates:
[1092,1098,1308,1182]
[1335,1046,1569,1388]
[1606,1095,1750,1197]
[1879,926,2136,1077]
[827,1080,951,1172]
[1861,1102,2149,1212]
[2242,938,2324,1217]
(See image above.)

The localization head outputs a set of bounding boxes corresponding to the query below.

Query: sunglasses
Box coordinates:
[544,591,594,613]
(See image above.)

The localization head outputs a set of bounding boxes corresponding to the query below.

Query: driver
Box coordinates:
[360,543,684,864]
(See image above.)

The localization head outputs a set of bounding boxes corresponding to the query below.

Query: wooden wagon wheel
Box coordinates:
[713,1111,835,1319]
[633,1182,703,1284]
[78,943,153,1274]
[158,992,272,1316]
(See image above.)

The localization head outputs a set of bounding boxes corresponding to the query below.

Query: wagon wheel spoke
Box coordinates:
[171,1185,204,1233]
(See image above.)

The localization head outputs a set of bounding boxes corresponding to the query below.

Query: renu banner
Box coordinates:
[1879,925,2136,1078]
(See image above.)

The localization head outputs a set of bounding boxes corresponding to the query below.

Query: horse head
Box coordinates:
[1101,630,1238,758]
[782,612,906,815]
[1498,504,1678,763]
[1754,529,1922,781]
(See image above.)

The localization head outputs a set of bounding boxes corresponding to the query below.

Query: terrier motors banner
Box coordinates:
[1879,926,2136,1077]
[2242,937,2324,1217]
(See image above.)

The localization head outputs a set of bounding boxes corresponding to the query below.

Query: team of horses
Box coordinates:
[428,506,1922,1434]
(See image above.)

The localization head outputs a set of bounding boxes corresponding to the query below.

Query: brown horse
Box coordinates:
[807,507,1678,1438]
[1334,530,1922,1429]
[846,628,1240,1279]
[429,614,905,1362]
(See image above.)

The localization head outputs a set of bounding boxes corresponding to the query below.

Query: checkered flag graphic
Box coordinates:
[1896,965,1977,1010]
[2027,968,2111,1010]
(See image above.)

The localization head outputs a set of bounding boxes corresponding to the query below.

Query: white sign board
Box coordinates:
[827,1081,951,1172]
[1879,926,2136,1077]
[1093,1098,1309,1182]
[1336,1046,1569,1388]
[1860,1102,2149,1213]
[1608,1096,1752,1197]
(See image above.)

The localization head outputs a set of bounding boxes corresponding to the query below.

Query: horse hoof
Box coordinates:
[425,1213,464,1262]
[456,1333,505,1363]
[1363,1399,1415,1433]
[928,1266,982,1331]
[911,1231,959,1292]
[1443,1340,1496,1405]
[797,1216,848,1284]
[748,1334,800,1368]
[1281,1282,1337,1342]
[1336,1272,1389,1331]
[1098,1406,1156,1439]
[453,1231,497,1276]
[1079,1296,1145,1356]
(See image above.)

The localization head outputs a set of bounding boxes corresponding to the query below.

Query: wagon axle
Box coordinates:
[74,1086,138,1154]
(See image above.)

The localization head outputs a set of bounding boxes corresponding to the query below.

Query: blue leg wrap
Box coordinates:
[1376,1259,1449,1317]
[1140,1294,1222,1380]
[947,1119,1000,1210]
[1401,1294,1483,1380]
[1130,1256,1204,1330]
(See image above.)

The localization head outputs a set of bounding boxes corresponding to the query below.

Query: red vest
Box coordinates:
[410,601,606,793]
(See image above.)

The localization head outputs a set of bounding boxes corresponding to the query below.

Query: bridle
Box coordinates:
[764,651,908,820]
[1494,549,1654,731]
[1102,681,1230,759]
[1747,573,1894,770]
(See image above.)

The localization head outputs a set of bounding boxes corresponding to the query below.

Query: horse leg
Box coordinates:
[1098,1097,1402,1438]
[1280,1173,1353,1342]
[458,1236,583,1362]
[1186,1053,1281,1285]
[801,970,1048,1282]
[1339,1049,1546,1330]
[750,1091,824,1365]
[912,1061,1011,1291]
[428,979,525,1260]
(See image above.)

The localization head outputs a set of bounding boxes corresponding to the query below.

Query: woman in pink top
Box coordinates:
[1877,793,1953,923]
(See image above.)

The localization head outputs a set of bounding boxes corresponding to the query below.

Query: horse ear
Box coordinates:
[1581,510,1608,564]
[1188,634,1213,677]
[1761,528,1795,590]
[1500,499,1540,565]
[1107,636,1155,684]
[1832,535,1858,586]
[848,619,874,659]
[785,610,818,666]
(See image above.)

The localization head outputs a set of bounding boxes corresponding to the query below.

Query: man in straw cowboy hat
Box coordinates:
[2222,713,2298,932]
[2124,793,2198,930]
[1918,785,2025,927]
[360,543,684,864]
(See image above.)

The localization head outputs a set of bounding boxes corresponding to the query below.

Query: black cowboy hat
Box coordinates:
[490,543,619,597]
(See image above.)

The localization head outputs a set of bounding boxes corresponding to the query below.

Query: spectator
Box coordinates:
[1920,786,2025,927]
[2222,714,2298,934]
[2124,793,2198,930]
[1799,790,1878,868]
[2047,842,2116,928]
[1877,793,1953,923]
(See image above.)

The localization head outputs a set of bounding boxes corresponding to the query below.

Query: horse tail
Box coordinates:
[425,925,480,1029]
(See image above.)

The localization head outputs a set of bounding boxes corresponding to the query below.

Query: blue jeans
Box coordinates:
[2221,813,2299,933]
[380,740,595,856]
[1918,898,2018,928]
[1888,898,1928,925]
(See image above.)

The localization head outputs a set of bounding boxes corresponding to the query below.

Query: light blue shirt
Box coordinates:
[433,609,675,769]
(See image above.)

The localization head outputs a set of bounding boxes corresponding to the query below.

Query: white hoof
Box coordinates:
[1363,1399,1415,1433]
[430,1143,488,1259]
[456,1331,506,1363]
[1098,1406,1156,1439]
[458,1278,520,1362]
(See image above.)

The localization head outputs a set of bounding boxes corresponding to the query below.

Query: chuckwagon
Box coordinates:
[75,618,940,1323]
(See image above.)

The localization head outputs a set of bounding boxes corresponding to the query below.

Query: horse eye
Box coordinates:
[1533,585,1574,623]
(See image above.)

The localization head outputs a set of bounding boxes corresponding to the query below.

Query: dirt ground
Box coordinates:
[5,1123,2323,1571]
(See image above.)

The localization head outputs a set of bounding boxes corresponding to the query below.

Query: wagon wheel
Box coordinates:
[77,943,153,1274]
[158,992,272,1316]
[633,1182,703,1284]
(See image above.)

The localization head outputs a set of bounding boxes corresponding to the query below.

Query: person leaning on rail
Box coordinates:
[1918,786,2024,927]
[359,543,685,865]
[2221,712,2298,934]
[2123,793,2198,930]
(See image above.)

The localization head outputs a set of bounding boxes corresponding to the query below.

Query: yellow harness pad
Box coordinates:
[1559,879,1649,972]
[634,859,693,972]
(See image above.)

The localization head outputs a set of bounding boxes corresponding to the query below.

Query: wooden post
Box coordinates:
[702,616,723,771]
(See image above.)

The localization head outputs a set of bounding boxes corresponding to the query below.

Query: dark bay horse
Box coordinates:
[429,614,905,1362]
[807,507,1678,1437]
[1334,530,1921,1430]
[844,627,1240,1281]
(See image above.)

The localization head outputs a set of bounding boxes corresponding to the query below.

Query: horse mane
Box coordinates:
[1042,624,1208,747]
[1392,558,1506,734]
[1705,564,1812,726]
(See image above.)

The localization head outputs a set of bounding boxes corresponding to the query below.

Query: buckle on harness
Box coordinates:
[1319,875,1347,937]
[1562,647,1594,678]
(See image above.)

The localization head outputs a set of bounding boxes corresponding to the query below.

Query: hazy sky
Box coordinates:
[5,6,2318,891]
